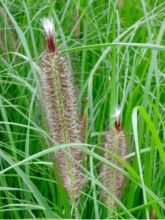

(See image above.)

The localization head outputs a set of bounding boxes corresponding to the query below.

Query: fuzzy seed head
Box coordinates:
[101,126,127,208]
[41,47,85,199]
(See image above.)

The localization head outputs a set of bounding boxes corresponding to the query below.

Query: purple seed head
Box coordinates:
[101,107,126,208]
[40,18,85,200]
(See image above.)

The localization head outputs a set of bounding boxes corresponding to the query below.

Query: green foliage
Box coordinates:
[0,0,164,219]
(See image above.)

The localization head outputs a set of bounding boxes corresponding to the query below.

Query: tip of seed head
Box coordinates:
[42,18,55,53]
[42,18,54,35]
[114,107,122,132]
[114,107,121,121]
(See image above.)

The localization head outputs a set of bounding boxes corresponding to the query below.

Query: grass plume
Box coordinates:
[101,108,126,209]
[40,18,85,202]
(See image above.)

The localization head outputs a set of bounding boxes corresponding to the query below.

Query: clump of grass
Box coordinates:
[0,0,165,219]
[40,19,85,205]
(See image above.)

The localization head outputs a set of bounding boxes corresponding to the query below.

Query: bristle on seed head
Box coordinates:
[42,18,55,53]
[114,107,121,132]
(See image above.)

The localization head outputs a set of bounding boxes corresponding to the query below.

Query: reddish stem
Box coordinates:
[46,33,55,53]
[115,120,121,133]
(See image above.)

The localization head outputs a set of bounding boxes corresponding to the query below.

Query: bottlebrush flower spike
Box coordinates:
[40,18,85,200]
[101,107,126,208]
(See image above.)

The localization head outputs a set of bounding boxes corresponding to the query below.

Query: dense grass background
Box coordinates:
[0,0,165,219]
